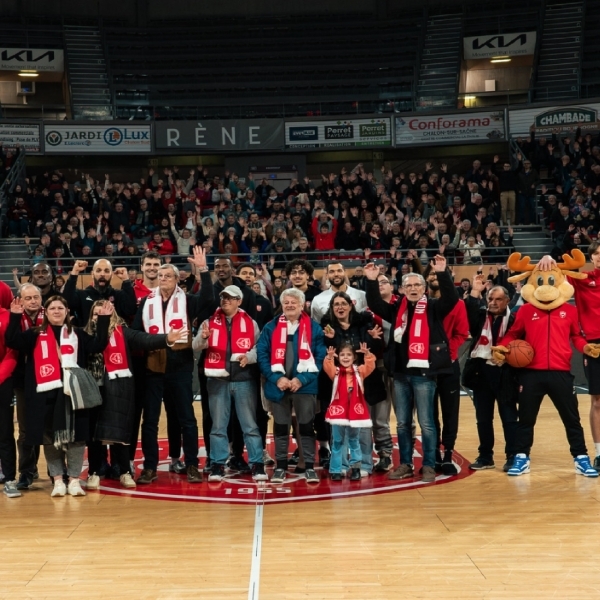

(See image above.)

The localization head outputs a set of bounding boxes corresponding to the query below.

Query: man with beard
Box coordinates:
[63,258,137,324]
[285,259,319,314]
[424,265,469,474]
[310,262,367,324]
[27,262,61,304]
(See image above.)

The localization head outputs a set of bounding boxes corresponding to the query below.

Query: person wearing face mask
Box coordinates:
[6,296,112,498]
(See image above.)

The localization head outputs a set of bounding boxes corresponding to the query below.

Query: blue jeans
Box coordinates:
[341,427,374,473]
[393,375,437,468]
[207,378,263,466]
[330,425,361,474]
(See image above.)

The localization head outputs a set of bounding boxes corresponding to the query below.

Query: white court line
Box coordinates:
[248,486,266,600]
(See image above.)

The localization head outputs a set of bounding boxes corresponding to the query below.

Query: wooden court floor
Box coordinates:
[2,395,600,600]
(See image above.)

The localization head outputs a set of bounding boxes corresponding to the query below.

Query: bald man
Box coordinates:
[62,258,137,325]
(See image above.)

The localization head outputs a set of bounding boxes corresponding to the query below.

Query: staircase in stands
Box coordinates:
[63,24,113,120]
[534,0,584,102]
[415,14,462,110]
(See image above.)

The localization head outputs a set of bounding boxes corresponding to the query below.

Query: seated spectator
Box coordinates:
[169,214,195,258]
[8,198,32,237]
[147,231,174,256]
[460,235,485,264]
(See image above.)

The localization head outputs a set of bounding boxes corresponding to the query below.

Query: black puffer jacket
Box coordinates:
[94,327,169,444]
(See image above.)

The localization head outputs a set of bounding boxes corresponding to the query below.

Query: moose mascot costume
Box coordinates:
[492,249,600,477]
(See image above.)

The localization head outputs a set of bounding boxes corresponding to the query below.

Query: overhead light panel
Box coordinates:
[490,57,511,63]
[18,70,39,77]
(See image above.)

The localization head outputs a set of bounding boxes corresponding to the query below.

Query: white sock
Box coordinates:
[594,443,600,457]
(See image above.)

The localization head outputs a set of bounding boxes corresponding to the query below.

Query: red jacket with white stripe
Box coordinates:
[442,299,470,361]
[569,269,600,340]
[498,302,586,371]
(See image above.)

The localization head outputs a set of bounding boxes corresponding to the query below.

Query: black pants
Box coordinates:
[472,366,519,461]
[0,379,16,481]
[15,387,39,477]
[199,369,212,458]
[434,361,461,452]
[516,370,587,457]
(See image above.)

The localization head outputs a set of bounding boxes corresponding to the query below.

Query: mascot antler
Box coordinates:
[507,253,535,273]
[556,248,588,279]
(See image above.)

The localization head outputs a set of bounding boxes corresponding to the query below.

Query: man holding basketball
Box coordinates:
[539,243,600,471]
[463,275,519,472]
[492,253,599,477]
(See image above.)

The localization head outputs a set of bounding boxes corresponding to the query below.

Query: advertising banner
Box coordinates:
[508,103,600,137]
[285,118,391,148]
[44,124,151,153]
[463,32,537,60]
[155,119,284,150]
[0,123,41,153]
[0,48,64,72]
[395,111,505,146]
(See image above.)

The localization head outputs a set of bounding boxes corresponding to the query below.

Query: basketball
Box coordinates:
[505,340,535,368]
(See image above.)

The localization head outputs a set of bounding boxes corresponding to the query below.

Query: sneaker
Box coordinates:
[137,469,158,484]
[16,473,33,491]
[594,455,600,472]
[374,455,393,473]
[119,473,136,488]
[86,473,100,490]
[251,463,269,482]
[507,453,530,476]
[67,479,86,496]
[305,468,319,484]
[388,464,414,480]
[51,480,67,497]
[203,458,212,473]
[32,469,39,480]
[169,460,187,474]
[228,456,251,474]
[262,449,275,466]
[3,480,21,498]
[503,455,515,473]
[574,455,599,477]
[288,448,300,465]
[349,467,361,481]
[187,465,203,483]
[422,466,436,483]
[318,446,331,469]
[271,468,287,483]
[441,450,458,476]
[330,472,343,481]
[469,457,495,470]
[208,464,225,482]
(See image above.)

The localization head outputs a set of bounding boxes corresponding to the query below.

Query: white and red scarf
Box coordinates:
[204,309,255,377]
[104,325,132,379]
[326,365,372,428]
[33,326,79,392]
[142,286,188,343]
[21,309,44,331]
[471,308,510,365]
[271,312,317,374]
[394,295,430,368]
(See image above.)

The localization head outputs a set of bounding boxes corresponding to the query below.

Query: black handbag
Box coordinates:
[428,341,452,372]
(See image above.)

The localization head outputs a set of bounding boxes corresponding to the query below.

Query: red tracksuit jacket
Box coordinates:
[442,299,470,361]
[498,302,586,371]
[569,269,600,340]
[0,309,18,385]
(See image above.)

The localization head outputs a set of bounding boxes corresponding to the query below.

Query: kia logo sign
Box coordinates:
[463,32,536,59]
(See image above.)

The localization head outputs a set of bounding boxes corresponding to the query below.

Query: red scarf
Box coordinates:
[22,309,44,331]
[204,309,255,377]
[394,295,430,368]
[271,312,317,374]
[326,365,372,427]
[104,325,132,379]
[33,326,78,392]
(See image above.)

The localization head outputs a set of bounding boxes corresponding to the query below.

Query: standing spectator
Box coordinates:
[493,155,520,225]
[517,158,540,225]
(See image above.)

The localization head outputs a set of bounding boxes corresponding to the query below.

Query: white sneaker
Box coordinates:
[51,480,67,497]
[86,473,100,490]
[120,473,136,488]
[3,480,21,498]
[67,479,86,496]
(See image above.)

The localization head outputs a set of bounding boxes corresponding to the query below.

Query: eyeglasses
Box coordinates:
[332,302,350,308]
[220,294,239,301]
[378,279,390,285]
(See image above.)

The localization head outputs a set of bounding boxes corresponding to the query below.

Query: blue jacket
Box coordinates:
[257,316,326,403]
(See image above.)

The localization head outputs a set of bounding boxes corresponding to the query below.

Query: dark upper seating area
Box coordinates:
[462,0,542,36]
[104,13,422,119]
[581,0,600,97]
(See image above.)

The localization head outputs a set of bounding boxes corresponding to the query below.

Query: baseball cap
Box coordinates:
[219,285,243,299]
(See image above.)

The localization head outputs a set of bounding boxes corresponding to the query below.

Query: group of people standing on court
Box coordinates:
[1,240,600,498]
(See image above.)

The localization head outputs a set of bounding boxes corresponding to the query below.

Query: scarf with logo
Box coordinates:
[22,309,44,330]
[271,312,317,374]
[204,309,255,377]
[142,286,188,344]
[104,325,132,379]
[33,325,79,392]
[394,295,430,368]
[326,365,372,428]
[471,308,510,365]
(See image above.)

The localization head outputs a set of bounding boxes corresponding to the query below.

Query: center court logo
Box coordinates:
[90,437,473,504]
